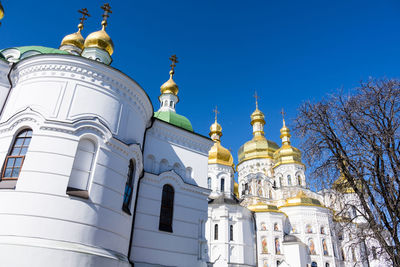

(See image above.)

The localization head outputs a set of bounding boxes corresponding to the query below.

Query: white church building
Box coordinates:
[0,4,390,267]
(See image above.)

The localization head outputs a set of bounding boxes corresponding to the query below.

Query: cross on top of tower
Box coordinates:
[169,55,179,73]
[213,106,219,122]
[253,91,260,109]
[101,3,112,28]
[77,8,90,30]
[281,108,286,126]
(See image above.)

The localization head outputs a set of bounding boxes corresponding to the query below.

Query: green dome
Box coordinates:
[0,46,68,61]
[154,111,193,132]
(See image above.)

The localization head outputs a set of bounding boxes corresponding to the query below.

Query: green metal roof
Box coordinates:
[0,46,68,61]
[154,111,193,132]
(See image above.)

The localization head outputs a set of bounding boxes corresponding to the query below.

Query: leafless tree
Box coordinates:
[295,79,400,265]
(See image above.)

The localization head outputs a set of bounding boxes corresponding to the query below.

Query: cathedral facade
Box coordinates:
[0,5,389,267]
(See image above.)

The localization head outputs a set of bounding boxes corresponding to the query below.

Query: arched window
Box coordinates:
[311,262,317,267]
[230,225,233,241]
[2,129,32,180]
[67,138,96,198]
[325,263,330,267]
[159,159,169,173]
[275,238,281,254]
[220,178,225,192]
[309,239,316,255]
[279,177,283,187]
[274,223,279,231]
[297,175,301,185]
[207,177,211,189]
[214,224,218,240]
[122,160,135,214]
[169,101,173,107]
[320,226,325,234]
[159,184,174,232]
[287,174,292,185]
[322,239,329,255]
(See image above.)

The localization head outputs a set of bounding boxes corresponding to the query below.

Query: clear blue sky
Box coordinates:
[1,0,400,165]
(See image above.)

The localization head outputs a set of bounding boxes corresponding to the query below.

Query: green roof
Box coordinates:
[0,46,68,60]
[154,111,193,132]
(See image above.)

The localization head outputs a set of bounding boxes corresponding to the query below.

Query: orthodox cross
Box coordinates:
[213,106,219,122]
[280,108,286,126]
[169,55,179,72]
[77,8,90,30]
[101,3,112,27]
[253,91,259,109]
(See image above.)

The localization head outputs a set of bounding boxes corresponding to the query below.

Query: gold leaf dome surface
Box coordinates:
[247,202,283,213]
[0,2,4,20]
[274,121,303,167]
[160,70,179,95]
[280,191,324,208]
[250,108,265,125]
[238,136,279,164]
[84,28,114,55]
[208,142,234,167]
[61,31,85,50]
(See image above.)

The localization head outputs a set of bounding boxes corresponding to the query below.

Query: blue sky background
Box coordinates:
[1,0,400,172]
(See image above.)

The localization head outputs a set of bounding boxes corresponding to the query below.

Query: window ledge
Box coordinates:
[0,180,17,189]
[66,187,89,199]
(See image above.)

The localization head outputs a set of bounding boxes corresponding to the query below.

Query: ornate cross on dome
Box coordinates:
[169,55,179,73]
[280,108,286,126]
[213,106,219,122]
[253,91,260,109]
[77,8,90,31]
[101,3,112,28]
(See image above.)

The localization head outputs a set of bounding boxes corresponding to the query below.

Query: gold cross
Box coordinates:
[169,55,179,72]
[213,106,219,122]
[101,3,112,26]
[281,108,286,126]
[78,8,90,30]
[253,91,259,109]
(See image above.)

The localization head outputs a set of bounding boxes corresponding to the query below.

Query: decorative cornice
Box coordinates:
[10,55,153,124]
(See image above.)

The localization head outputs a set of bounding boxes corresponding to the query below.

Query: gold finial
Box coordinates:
[253,91,259,109]
[0,1,4,26]
[213,105,219,122]
[169,54,179,77]
[100,3,112,30]
[77,8,90,31]
[281,108,286,127]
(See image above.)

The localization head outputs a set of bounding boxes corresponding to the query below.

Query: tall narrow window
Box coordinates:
[1,129,32,180]
[67,138,96,198]
[159,184,174,232]
[287,175,292,185]
[214,224,218,240]
[207,177,211,189]
[221,178,225,192]
[230,225,233,241]
[122,160,135,214]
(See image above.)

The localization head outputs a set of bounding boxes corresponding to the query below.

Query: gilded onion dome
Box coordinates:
[273,116,303,167]
[280,191,324,208]
[84,4,114,55]
[84,22,114,55]
[60,21,85,50]
[160,69,179,95]
[208,110,234,167]
[238,98,279,164]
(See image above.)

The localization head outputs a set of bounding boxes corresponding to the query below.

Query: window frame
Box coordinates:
[122,159,135,215]
[1,129,32,181]
[159,184,174,233]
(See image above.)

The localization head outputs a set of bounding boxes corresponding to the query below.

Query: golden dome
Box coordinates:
[84,26,114,55]
[160,70,179,95]
[273,119,303,167]
[247,202,283,213]
[61,28,85,50]
[0,2,4,20]
[208,114,234,167]
[280,191,324,208]
[238,105,279,164]
[251,108,265,125]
